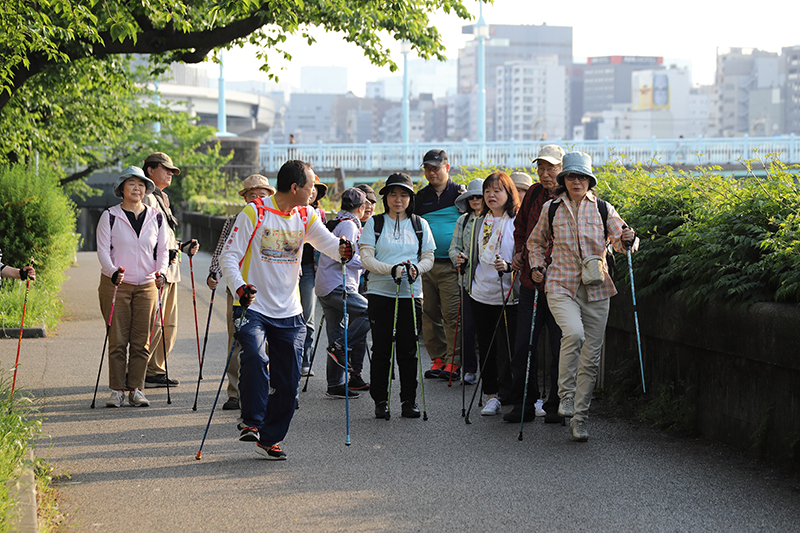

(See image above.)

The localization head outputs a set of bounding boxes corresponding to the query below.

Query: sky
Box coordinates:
[212,0,799,95]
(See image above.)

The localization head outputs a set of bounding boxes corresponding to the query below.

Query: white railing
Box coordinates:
[259,135,800,173]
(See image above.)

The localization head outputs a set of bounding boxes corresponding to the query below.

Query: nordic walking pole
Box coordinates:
[91,268,124,408]
[189,253,204,377]
[406,262,428,421]
[623,226,646,393]
[519,269,542,441]
[196,287,256,460]
[465,277,516,424]
[302,314,325,393]
[385,266,403,420]
[447,281,462,388]
[457,261,467,416]
[10,277,30,402]
[193,280,217,411]
[156,282,172,404]
[342,258,352,446]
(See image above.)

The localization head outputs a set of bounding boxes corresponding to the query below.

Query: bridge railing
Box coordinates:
[259,135,800,173]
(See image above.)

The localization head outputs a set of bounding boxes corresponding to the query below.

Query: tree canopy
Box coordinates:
[1,0,477,112]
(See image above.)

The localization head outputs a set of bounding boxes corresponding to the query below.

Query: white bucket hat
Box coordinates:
[455,178,485,212]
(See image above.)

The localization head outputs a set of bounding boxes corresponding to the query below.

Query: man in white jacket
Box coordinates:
[220,160,353,460]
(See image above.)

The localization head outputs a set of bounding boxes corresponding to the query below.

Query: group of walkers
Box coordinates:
[94,145,637,459]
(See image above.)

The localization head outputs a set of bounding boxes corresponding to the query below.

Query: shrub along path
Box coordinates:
[2,252,798,531]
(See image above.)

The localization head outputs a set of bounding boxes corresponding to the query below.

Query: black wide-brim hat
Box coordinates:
[379,172,415,196]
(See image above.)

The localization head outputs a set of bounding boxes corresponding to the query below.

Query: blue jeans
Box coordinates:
[299,263,316,367]
[318,286,370,387]
[236,308,305,446]
[511,284,562,411]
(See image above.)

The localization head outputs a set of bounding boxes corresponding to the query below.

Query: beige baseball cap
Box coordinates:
[238,174,276,197]
[143,152,181,174]
[533,145,566,165]
[509,172,533,192]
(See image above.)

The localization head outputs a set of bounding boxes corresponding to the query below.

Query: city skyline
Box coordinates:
[211,0,798,96]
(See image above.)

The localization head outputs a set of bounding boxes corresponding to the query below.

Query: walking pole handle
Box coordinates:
[391,263,405,283]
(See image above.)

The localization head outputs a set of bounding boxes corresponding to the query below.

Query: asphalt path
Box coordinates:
[2,251,798,532]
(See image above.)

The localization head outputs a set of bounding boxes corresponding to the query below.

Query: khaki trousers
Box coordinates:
[421,261,462,365]
[547,284,610,423]
[98,275,158,390]
[147,281,178,376]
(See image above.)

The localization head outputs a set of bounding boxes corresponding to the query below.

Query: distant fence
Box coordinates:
[259,135,800,173]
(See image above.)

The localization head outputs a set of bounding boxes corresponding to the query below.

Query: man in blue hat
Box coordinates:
[415,149,466,381]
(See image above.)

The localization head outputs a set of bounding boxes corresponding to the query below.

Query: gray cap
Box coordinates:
[341,187,367,210]
[114,166,155,198]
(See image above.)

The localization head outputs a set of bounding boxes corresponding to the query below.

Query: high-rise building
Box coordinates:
[715,47,780,137]
[495,57,567,141]
[782,45,800,134]
[583,56,663,114]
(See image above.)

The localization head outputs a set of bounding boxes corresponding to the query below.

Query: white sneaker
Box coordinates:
[480,397,501,416]
[535,398,546,417]
[128,388,150,407]
[106,390,125,408]
[301,366,314,377]
[463,372,477,385]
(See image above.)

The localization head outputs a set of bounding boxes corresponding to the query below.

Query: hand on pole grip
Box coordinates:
[391,263,405,283]
[621,225,636,250]
[530,266,544,284]
[168,249,179,264]
[111,267,125,286]
[339,237,354,263]
[237,284,257,307]
[181,239,200,256]
[405,261,418,284]
[455,252,468,273]
[19,265,36,281]
[154,271,165,289]
[207,272,218,290]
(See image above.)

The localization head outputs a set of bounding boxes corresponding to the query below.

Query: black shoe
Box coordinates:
[144,374,179,388]
[503,404,536,423]
[326,385,360,399]
[544,411,563,424]
[255,443,287,460]
[348,374,370,391]
[326,343,354,371]
[222,397,239,410]
[401,401,421,418]
[424,359,444,379]
[374,401,389,419]
[439,365,461,382]
[239,426,260,442]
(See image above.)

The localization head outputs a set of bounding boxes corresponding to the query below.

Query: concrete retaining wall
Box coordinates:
[605,288,800,468]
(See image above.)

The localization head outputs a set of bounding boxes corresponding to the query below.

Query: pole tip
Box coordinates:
[195,451,202,460]
[518,433,523,441]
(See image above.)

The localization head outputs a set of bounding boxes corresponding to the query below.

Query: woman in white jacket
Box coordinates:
[96,166,168,408]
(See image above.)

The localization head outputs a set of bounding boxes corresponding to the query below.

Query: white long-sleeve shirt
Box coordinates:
[219,196,341,319]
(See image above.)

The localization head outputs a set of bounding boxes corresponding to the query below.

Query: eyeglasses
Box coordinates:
[564,174,589,182]
[538,165,561,174]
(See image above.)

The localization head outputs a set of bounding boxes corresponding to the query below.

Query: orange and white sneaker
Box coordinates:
[255,443,287,460]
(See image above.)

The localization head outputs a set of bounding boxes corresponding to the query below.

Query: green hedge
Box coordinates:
[0,165,79,329]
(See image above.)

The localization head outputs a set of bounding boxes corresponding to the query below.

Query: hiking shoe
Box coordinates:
[326,385,360,399]
[544,411,563,424]
[439,364,461,381]
[374,401,389,419]
[502,404,535,423]
[401,401,421,418]
[480,397,502,416]
[255,443,287,460]
[463,372,478,385]
[239,426,260,442]
[558,396,574,418]
[106,390,125,408]
[424,358,445,379]
[145,374,179,388]
[128,388,150,407]
[535,399,546,417]
[301,366,314,377]
[326,343,352,371]
[348,374,370,391]
[222,397,240,410]
[570,418,589,442]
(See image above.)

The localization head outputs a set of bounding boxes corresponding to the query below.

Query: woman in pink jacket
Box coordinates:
[96,166,168,408]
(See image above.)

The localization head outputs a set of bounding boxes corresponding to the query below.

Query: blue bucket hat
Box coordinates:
[455,178,485,212]
[114,166,155,198]
[556,151,597,189]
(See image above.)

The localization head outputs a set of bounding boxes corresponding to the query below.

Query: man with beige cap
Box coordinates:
[507,145,566,424]
[207,174,276,410]
[142,152,199,388]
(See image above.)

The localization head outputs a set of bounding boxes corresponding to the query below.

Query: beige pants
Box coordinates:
[547,284,610,423]
[147,281,178,376]
[98,275,158,390]
[421,261,462,365]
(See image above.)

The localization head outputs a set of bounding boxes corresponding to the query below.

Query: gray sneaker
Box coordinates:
[106,390,125,408]
[570,418,589,442]
[558,396,574,418]
[128,388,150,407]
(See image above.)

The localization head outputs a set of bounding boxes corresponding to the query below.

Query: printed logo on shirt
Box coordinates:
[225,226,239,250]
[259,228,303,263]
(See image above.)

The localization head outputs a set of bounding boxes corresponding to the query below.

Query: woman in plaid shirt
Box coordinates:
[527,152,636,442]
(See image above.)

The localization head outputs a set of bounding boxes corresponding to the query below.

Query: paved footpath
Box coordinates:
[2,252,799,532]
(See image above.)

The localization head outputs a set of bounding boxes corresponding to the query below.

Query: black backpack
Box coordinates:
[373,213,424,261]
[547,199,616,279]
